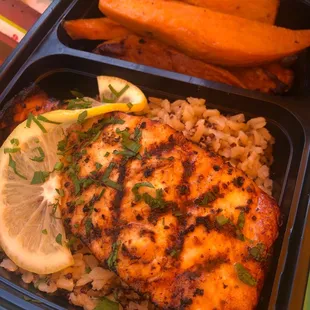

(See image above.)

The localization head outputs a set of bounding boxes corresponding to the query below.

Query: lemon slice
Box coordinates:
[0,119,72,274]
[36,76,147,124]
[0,76,147,274]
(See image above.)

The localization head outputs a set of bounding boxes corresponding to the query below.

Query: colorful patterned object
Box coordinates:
[0,14,26,43]
[0,0,50,64]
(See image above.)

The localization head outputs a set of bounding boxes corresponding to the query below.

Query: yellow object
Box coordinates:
[0,76,147,274]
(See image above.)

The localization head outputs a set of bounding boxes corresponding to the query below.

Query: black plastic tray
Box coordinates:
[0,0,309,309]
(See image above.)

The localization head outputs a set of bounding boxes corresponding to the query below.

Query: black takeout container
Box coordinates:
[0,0,309,309]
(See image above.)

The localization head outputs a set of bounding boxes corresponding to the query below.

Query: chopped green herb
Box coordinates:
[115,84,129,98]
[85,266,91,274]
[198,191,217,206]
[235,263,257,287]
[56,188,65,197]
[216,215,229,226]
[249,243,265,262]
[236,230,245,241]
[98,188,105,200]
[41,229,48,235]
[32,115,47,133]
[142,188,166,210]
[102,84,130,103]
[57,139,67,153]
[127,102,133,110]
[107,241,120,270]
[167,156,175,161]
[94,297,119,310]
[134,127,142,140]
[66,98,92,110]
[76,198,85,205]
[66,155,72,163]
[132,182,154,201]
[170,249,180,258]
[54,162,64,171]
[31,171,50,185]
[173,209,183,217]
[103,179,122,191]
[85,217,93,235]
[237,212,245,229]
[50,200,61,219]
[74,223,80,229]
[71,174,81,195]
[70,90,84,98]
[8,154,27,180]
[77,111,88,124]
[30,147,45,162]
[10,138,19,146]
[66,236,77,249]
[26,113,33,128]
[95,162,103,170]
[104,152,110,157]
[55,233,63,245]
[37,115,61,125]
[4,148,20,154]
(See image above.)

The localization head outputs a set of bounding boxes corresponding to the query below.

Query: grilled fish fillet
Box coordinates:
[60,112,280,309]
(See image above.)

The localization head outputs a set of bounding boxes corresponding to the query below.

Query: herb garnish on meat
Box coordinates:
[235,263,257,287]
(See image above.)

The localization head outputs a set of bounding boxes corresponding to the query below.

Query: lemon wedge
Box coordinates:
[0,76,147,274]
[0,120,72,274]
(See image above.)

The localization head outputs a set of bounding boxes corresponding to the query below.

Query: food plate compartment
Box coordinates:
[0,54,308,309]
[56,0,310,99]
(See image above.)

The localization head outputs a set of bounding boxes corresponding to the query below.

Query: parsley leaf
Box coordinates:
[31,171,50,185]
[55,233,63,245]
[4,148,20,154]
[8,154,27,180]
[30,147,45,162]
[132,182,154,202]
[41,229,48,235]
[94,297,119,310]
[237,212,245,229]
[56,188,65,197]
[37,115,61,125]
[216,215,229,226]
[77,111,88,124]
[10,138,19,146]
[107,241,120,270]
[235,263,257,287]
[70,90,84,98]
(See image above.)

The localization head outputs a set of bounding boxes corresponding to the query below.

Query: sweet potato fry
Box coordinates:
[178,0,279,24]
[94,34,293,93]
[63,18,131,40]
[94,35,245,88]
[99,0,310,66]
[230,64,294,94]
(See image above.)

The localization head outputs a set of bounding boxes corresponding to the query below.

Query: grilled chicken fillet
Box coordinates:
[60,112,280,309]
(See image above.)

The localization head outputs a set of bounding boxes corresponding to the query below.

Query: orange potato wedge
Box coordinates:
[94,34,294,94]
[94,34,246,88]
[178,0,279,24]
[99,0,310,67]
[63,18,131,40]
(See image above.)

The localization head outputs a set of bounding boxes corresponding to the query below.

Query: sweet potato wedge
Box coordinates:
[63,18,131,40]
[94,34,294,93]
[94,35,245,88]
[178,0,279,24]
[99,0,310,66]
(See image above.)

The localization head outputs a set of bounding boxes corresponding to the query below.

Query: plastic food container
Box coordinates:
[0,0,309,309]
